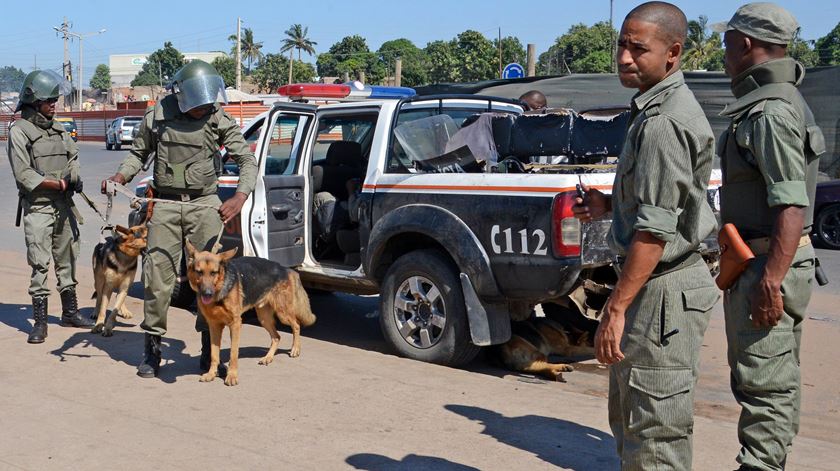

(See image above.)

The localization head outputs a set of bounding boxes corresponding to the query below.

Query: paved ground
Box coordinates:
[1,143,838,470]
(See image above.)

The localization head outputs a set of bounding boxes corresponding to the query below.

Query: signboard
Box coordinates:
[502,63,525,79]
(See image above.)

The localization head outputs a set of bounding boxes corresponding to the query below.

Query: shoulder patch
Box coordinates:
[747,100,766,118]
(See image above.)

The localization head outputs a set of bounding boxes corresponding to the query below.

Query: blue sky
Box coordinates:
[1,0,837,86]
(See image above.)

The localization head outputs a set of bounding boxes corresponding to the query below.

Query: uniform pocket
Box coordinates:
[735,331,798,393]
[184,159,217,188]
[159,128,204,164]
[806,125,826,157]
[628,367,694,439]
[682,286,720,313]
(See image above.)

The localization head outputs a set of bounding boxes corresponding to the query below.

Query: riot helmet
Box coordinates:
[16,69,71,112]
[169,60,228,113]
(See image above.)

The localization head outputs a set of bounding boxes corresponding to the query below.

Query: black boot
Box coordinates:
[199,330,227,378]
[59,288,94,328]
[137,333,162,378]
[28,297,48,344]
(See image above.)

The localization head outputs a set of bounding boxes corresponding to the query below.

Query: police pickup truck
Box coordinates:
[134,83,720,367]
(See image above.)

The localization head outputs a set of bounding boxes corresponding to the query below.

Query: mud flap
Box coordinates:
[460,273,511,346]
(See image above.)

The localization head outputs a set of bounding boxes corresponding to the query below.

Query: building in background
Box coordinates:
[109,52,227,87]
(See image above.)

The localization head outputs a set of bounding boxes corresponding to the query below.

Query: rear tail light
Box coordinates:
[552,191,581,257]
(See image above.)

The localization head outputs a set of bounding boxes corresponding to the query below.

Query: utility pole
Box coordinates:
[54,18,72,109]
[610,0,616,73]
[498,27,503,79]
[54,25,105,111]
[526,44,536,77]
[394,58,402,87]
[235,17,242,90]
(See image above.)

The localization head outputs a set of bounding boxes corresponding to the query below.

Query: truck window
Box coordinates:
[264,114,311,175]
[387,108,500,174]
[311,113,378,164]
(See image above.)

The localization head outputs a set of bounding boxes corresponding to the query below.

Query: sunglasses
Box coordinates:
[43,97,59,104]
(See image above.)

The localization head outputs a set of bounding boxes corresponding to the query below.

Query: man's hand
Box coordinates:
[595,299,626,365]
[750,279,784,327]
[101,173,127,194]
[219,192,248,223]
[63,175,83,193]
[572,183,610,222]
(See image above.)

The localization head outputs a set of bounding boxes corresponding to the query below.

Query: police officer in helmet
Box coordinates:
[102,60,257,378]
[7,70,94,343]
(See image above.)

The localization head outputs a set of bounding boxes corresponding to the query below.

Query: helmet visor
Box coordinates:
[173,75,228,113]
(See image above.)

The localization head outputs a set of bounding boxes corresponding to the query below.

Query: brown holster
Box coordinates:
[716,223,755,290]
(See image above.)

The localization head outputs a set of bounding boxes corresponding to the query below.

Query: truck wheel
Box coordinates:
[106,140,113,151]
[114,142,122,151]
[379,249,480,366]
[815,204,840,250]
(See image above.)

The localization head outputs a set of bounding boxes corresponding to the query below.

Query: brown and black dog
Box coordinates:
[90,224,147,336]
[185,240,316,386]
[492,315,595,382]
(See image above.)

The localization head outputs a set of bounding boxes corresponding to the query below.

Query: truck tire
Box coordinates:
[379,249,480,366]
[814,204,840,250]
[106,140,113,151]
[114,142,122,151]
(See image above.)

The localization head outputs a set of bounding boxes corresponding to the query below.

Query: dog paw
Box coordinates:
[91,324,104,334]
[117,309,133,320]
[102,327,114,337]
[560,364,574,372]
[199,371,217,383]
[224,372,239,386]
[257,356,274,366]
[289,347,300,358]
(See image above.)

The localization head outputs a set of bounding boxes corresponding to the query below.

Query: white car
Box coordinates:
[106,116,143,150]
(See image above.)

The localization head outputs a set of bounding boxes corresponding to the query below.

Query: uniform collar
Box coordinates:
[632,70,684,112]
[731,57,803,98]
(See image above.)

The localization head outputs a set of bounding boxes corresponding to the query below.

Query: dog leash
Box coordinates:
[104,181,227,252]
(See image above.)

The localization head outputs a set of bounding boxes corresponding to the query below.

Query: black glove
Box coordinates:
[63,175,83,193]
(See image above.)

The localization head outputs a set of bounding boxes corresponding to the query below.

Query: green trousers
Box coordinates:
[608,258,719,470]
[140,195,222,337]
[725,244,814,471]
[22,198,80,298]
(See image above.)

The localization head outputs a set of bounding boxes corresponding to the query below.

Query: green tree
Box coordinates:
[815,22,840,66]
[0,65,26,93]
[251,54,315,92]
[425,40,459,83]
[317,35,383,83]
[454,30,497,82]
[212,56,236,88]
[537,22,616,74]
[228,28,264,74]
[281,24,317,85]
[89,64,111,93]
[788,34,818,67]
[131,42,185,86]
[378,38,428,86]
[495,36,526,68]
[683,16,724,71]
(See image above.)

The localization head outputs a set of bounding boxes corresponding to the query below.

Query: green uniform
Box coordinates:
[7,109,80,298]
[719,58,823,471]
[116,94,257,336]
[608,71,719,470]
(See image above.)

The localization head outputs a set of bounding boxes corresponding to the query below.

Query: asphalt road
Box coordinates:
[0,142,838,470]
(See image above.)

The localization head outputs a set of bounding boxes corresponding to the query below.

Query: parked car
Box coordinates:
[106,116,143,150]
[55,117,77,142]
[131,121,142,140]
[812,179,840,250]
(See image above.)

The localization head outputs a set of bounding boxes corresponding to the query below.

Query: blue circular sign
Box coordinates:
[503,63,525,79]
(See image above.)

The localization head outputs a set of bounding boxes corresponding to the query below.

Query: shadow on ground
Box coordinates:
[346,453,479,471]
[445,404,618,470]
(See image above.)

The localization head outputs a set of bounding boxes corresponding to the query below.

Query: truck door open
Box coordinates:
[246,103,316,266]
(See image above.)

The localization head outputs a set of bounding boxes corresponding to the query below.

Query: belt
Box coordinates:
[745,235,811,256]
[615,251,702,278]
[155,192,211,202]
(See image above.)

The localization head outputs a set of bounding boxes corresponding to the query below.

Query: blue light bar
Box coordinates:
[368,86,416,99]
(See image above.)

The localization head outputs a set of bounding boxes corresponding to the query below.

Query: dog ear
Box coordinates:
[115,225,130,236]
[219,246,238,262]
[185,239,197,259]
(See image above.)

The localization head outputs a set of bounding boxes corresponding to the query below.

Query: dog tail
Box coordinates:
[291,272,317,327]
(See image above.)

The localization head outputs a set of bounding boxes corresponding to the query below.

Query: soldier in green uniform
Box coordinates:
[102,60,257,378]
[7,70,94,344]
[713,4,824,470]
[573,3,719,469]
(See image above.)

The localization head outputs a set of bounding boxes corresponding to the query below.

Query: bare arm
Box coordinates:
[752,205,805,327]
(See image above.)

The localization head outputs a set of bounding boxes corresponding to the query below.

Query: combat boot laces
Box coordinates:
[28,297,48,344]
[59,288,94,328]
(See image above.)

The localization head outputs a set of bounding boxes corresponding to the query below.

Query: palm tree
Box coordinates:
[228,28,264,74]
[280,24,317,85]
[683,16,722,71]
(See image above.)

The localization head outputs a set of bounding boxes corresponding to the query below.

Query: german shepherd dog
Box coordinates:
[493,315,595,382]
[185,240,316,386]
[90,224,147,336]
